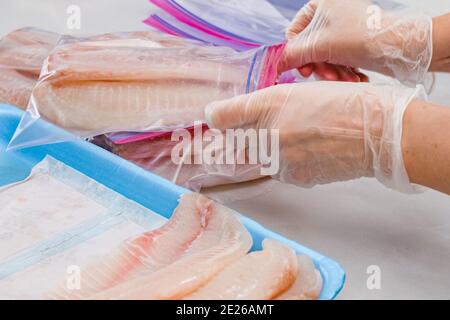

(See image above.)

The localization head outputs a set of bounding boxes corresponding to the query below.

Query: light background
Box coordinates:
[0,0,449,299]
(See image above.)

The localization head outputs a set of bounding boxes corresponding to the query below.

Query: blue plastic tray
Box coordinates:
[0,103,345,299]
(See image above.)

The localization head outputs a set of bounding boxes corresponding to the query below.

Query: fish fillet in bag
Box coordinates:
[0,156,166,299]
[9,30,285,149]
[0,28,60,109]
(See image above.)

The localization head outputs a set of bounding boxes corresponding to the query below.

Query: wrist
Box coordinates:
[402,99,450,194]
[401,100,425,186]
[369,85,426,192]
[430,14,450,72]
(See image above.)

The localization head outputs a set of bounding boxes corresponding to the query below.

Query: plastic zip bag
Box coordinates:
[0,28,60,109]
[8,30,285,150]
[144,11,259,51]
[99,42,291,147]
[0,156,166,299]
[147,0,262,47]
[267,0,306,20]
[149,0,290,45]
[151,0,289,44]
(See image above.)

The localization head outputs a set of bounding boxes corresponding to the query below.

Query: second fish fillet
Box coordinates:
[185,239,298,300]
[275,256,323,300]
[0,68,36,109]
[0,27,60,74]
[0,28,60,109]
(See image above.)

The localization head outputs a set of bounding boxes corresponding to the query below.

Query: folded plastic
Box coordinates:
[92,126,264,191]
[148,0,290,45]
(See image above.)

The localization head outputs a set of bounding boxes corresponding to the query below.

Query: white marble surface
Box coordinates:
[1,0,449,299]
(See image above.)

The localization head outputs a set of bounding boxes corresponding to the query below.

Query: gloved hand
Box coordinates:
[205,82,426,192]
[279,0,433,86]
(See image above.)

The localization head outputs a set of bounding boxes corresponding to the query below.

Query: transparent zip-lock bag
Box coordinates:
[8,30,285,150]
[148,0,291,45]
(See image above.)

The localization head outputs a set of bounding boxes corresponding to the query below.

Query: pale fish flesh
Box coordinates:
[275,255,323,300]
[0,28,60,109]
[185,239,298,300]
[30,32,259,135]
[48,193,216,299]
[90,194,252,299]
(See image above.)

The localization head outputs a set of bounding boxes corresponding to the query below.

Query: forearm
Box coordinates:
[402,100,450,194]
[430,14,450,72]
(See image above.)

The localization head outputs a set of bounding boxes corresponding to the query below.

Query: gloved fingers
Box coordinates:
[335,66,364,82]
[311,62,339,81]
[285,1,318,40]
[205,94,250,130]
[278,1,320,73]
[278,38,310,73]
[337,66,370,83]
[307,63,365,82]
[205,92,257,130]
[297,63,369,82]
[314,63,359,82]
[297,63,314,78]
[354,69,370,82]
[205,85,294,130]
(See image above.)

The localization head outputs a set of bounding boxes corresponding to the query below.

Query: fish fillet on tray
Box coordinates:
[0,156,322,300]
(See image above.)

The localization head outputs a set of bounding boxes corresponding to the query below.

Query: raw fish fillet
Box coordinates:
[0,68,36,109]
[46,41,247,83]
[0,27,60,74]
[34,79,238,133]
[75,30,202,48]
[49,193,215,299]
[90,195,252,299]
[185,239,298,300]
[0,28,60,109]
[275,256,323,300]
[29,32,260,135]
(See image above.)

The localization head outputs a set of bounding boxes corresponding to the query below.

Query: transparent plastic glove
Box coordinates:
[206,82,426,192]
[280,0,433,86]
